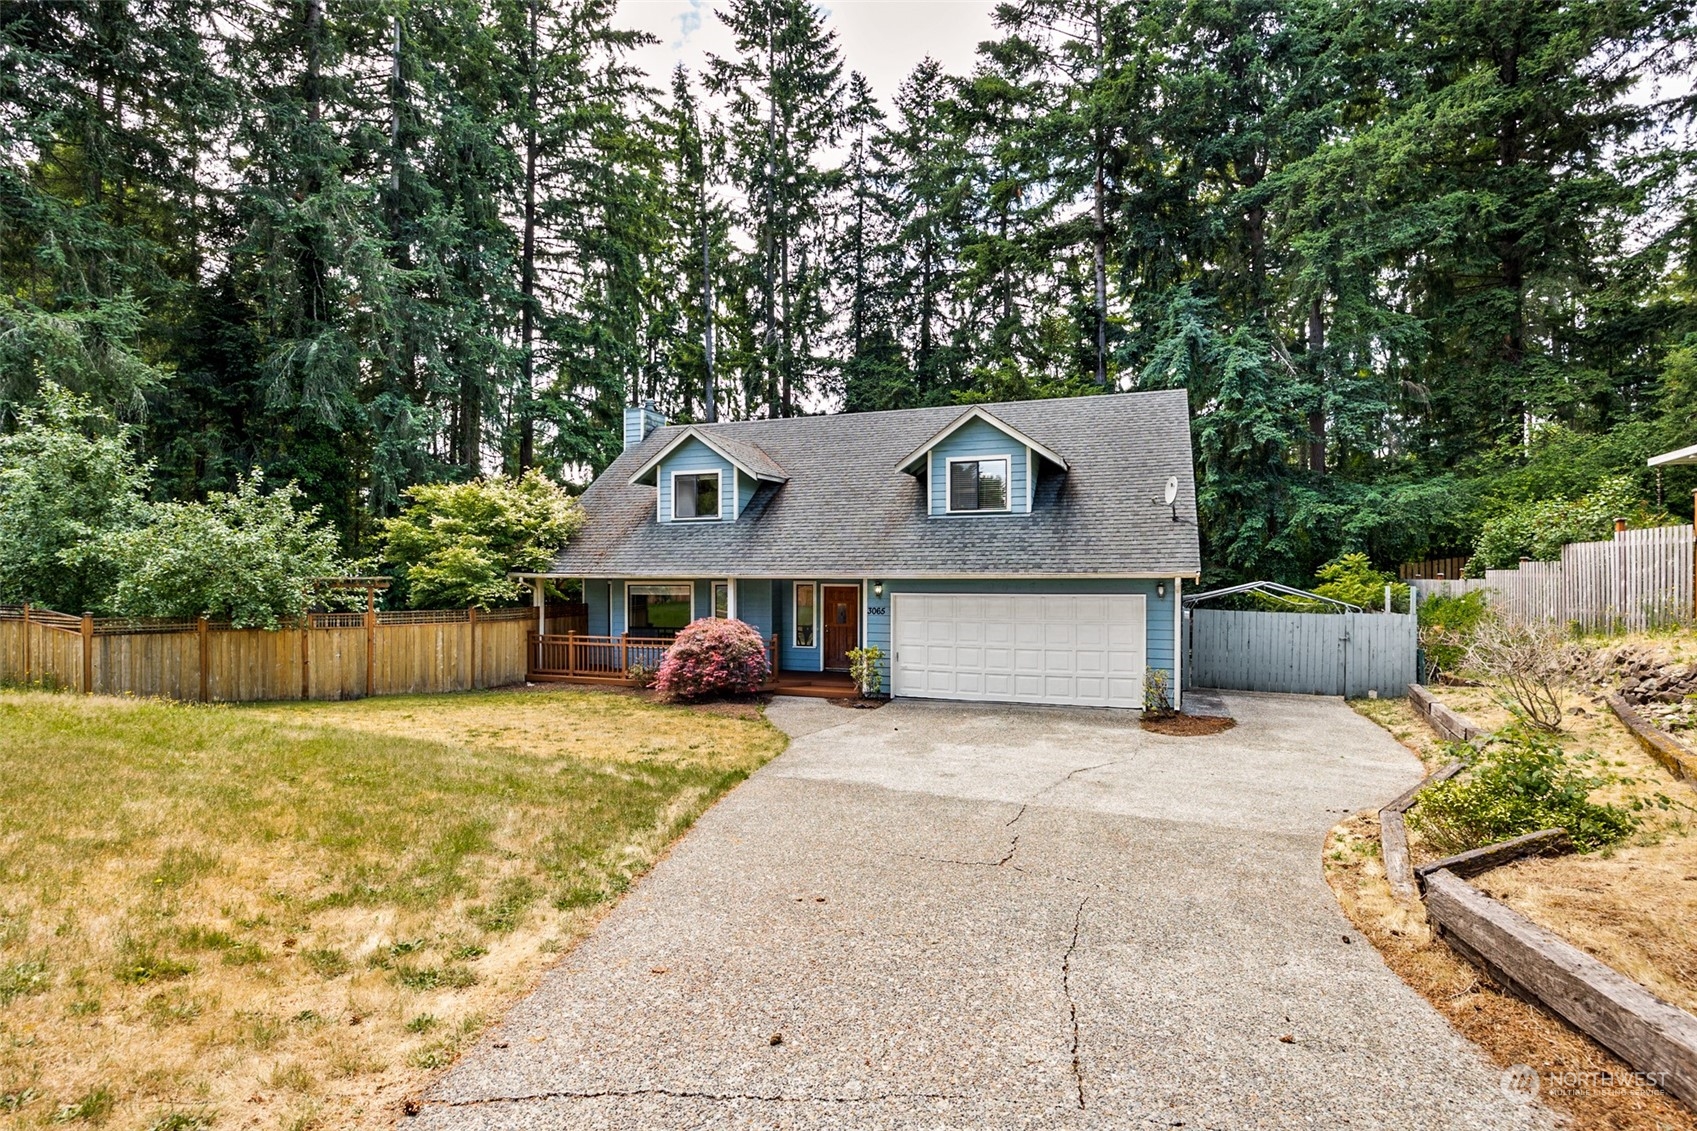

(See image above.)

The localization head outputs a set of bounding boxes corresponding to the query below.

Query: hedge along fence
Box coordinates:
[0,604,536,702]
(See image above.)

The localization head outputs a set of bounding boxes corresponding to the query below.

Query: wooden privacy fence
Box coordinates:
[0,605,538,703]
[1412,524,1695,633]
[1187,608,1417,697]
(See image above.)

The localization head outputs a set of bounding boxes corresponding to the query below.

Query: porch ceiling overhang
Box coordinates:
[894,405,1069,475]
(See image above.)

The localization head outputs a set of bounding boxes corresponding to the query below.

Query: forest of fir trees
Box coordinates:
[3,0,1697,584]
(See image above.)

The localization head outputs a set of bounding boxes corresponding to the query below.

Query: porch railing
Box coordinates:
[526,631,779,683]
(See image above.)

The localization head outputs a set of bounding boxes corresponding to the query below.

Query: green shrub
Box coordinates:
[1467,475,1676,574]
[845,645,884,697]
[379,472,580,609]
[1417,590,1489,681]
[1144,667,1173,715]
[1409,724,1638,854]
[1313,552,1411,611]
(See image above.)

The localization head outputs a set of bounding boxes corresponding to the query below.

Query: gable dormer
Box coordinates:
[895,406,1068,517]
[628,427,787,523]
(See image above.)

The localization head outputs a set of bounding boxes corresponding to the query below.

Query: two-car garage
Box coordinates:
[890,592,1147,709]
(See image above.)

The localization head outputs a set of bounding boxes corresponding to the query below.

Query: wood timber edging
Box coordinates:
[1379,760,1464,901]
[1370,682,1697,1110]
[1607,693,1697,788]
[1407,681,1485,743]
[1424,868,1697,1107]
[1414,828,1573,889]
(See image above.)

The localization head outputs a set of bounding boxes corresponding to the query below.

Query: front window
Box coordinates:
[713,582,729,618]
[673,471,721,520]
[947,457,1009,512]
[627,583,692,637]
[793,582,816,648]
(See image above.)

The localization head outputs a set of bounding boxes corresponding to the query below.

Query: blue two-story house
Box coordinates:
[525,391,1202,710]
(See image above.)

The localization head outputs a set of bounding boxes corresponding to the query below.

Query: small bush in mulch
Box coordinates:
[1140,713,1236,736]
[652,618,770,701]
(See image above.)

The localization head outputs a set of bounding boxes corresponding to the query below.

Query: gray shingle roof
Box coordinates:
[545,390,1201,579]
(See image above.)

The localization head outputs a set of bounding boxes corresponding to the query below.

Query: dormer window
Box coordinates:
[947,457,1010,512]
[672,471,721,520]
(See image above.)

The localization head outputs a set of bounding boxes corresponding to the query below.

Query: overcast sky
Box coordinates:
[617,0,999,107]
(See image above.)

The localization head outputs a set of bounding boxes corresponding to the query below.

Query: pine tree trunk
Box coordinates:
[1307,295,1326,474]
[518,0,538,470]
[701,179,716,422]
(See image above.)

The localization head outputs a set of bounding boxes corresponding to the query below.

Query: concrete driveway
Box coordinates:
[418,693,1553,1130]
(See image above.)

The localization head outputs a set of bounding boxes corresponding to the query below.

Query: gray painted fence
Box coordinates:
[1187,609,1417,697]
[1412,524,1695,634]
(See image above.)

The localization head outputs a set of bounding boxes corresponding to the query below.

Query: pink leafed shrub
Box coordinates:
[653,617,771,701]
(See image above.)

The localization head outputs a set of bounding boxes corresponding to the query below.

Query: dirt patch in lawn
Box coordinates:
[1325,814,1697,1130]
[0,688,786,1130]
[1140,713,1236,736]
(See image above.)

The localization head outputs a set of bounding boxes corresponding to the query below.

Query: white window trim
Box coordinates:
[1025,446,1035,511]
[712,581,730,618]
[792,580,818,650]
[669,468,723,522]
[943,454,1013,515]
[623,580,696,634]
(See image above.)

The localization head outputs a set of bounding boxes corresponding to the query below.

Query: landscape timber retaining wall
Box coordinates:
[1608,694,1697,787]
[1424,869,1697,1107]
[1406,682,1484,743]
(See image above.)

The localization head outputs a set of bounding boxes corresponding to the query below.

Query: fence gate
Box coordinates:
[1186,608,1416,698]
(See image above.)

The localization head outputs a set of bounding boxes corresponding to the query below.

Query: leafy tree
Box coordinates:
[1310,553,1409,612]
[0,384,150,612]
[379,471,580,610]
[101,473,348,628]
[1467,476,1677,573]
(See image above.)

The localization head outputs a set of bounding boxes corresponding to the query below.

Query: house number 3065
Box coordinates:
[866,605,887,616]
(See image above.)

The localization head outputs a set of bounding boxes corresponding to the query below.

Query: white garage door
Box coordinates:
[891,593,1147,709]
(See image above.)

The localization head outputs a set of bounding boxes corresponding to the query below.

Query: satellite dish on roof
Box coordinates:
[1164,476,1179,506]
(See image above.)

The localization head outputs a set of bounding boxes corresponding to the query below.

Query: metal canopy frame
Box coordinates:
[1180,580,1364,613]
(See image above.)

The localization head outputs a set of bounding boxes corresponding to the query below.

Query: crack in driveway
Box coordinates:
[1063,898,1088,1110]
[426,1086,971,1110]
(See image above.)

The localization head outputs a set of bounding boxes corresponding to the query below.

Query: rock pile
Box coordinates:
[1572,642,1697,733]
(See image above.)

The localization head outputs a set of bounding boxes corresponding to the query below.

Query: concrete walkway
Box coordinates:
[419,693,1554,1130]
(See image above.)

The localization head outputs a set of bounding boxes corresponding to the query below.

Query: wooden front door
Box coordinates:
[822,585,860,672]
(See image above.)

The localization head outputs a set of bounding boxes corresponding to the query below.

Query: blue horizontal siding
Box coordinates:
[925,417,1031,516]
[738,580,775,647]
[656,437,734,523]
[587,578,612,635]
[863,577,1177,701]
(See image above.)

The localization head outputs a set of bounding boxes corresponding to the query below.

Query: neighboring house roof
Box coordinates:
[543,390,1201,579]
[1649,443,1697,468]
[894,404,1069,474]
[627,426,789,485]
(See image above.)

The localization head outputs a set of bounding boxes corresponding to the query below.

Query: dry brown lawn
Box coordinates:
[0,686,786,1131]
[1325,815,1697,1131]
[1417,675,1697,1016]
[1341,652,1697,1128]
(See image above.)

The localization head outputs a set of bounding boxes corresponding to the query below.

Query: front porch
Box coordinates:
[524,631,858,699]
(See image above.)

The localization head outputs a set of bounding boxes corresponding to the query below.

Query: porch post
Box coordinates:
[533,578,545,672]
[727,578,739,620]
